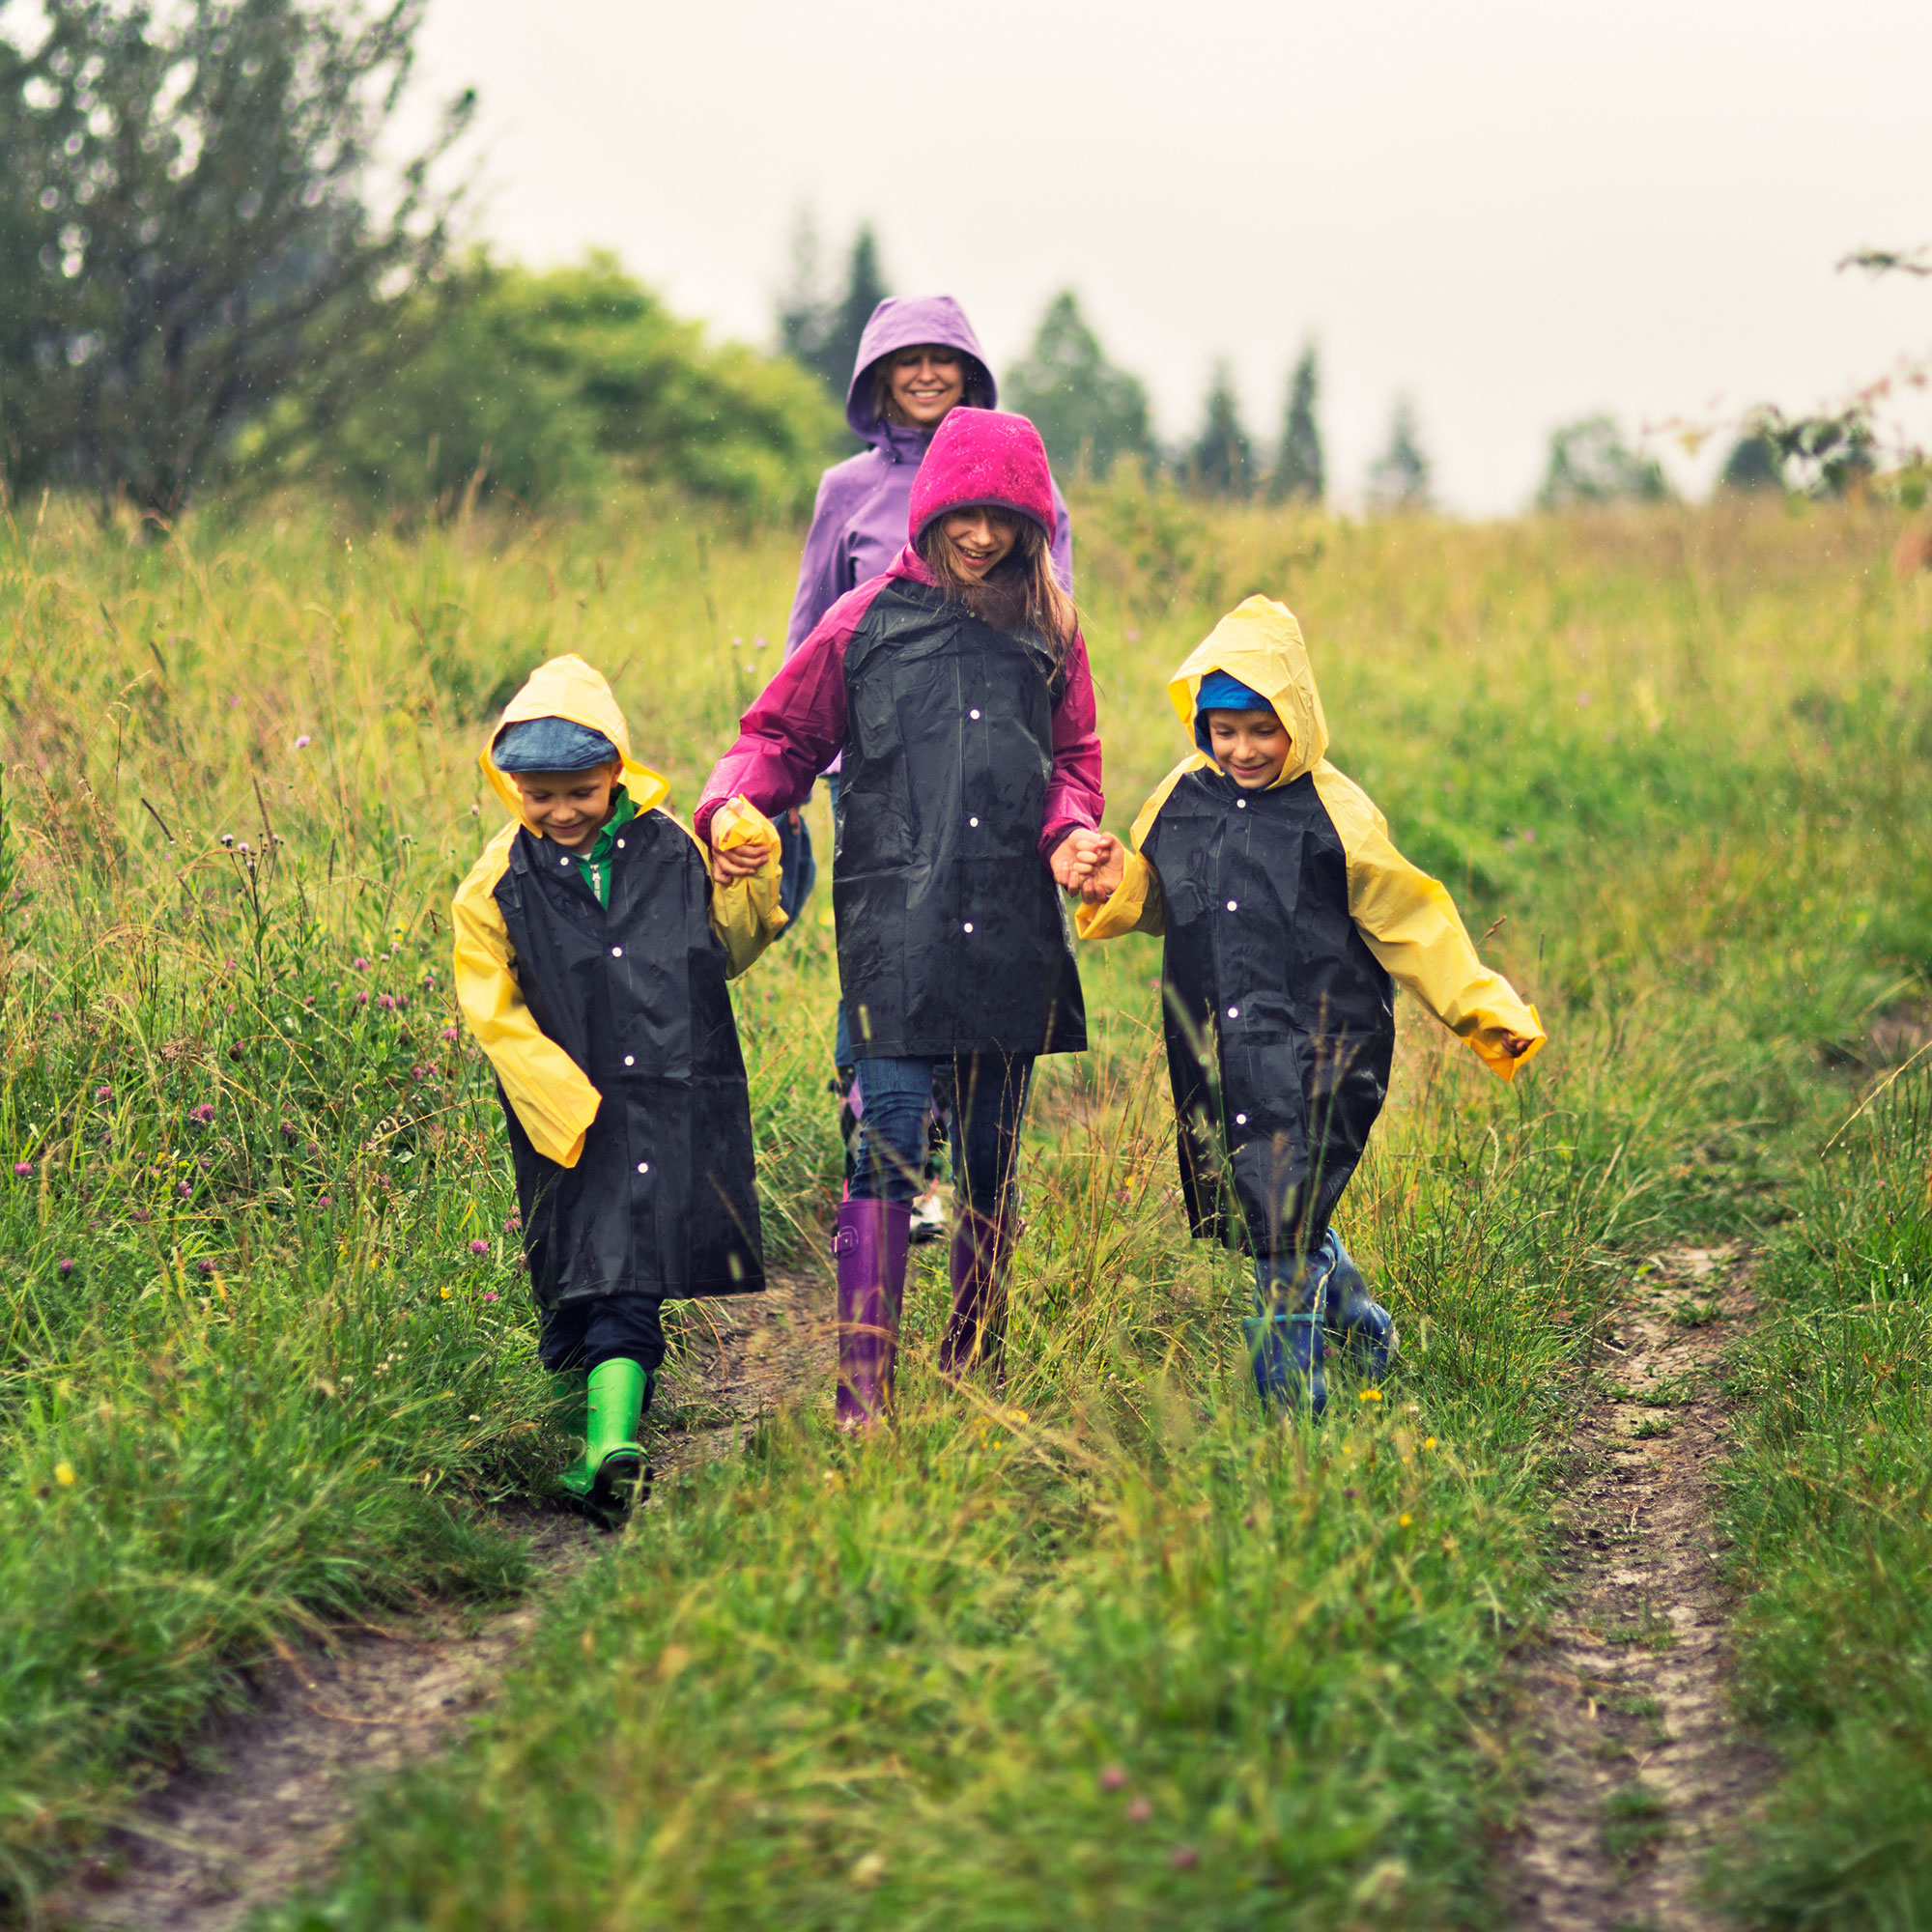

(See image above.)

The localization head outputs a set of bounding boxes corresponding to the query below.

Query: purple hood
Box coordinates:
[845,296,997,442]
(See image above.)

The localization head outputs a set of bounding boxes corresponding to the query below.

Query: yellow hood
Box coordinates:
[480,655,670,835]
[1166,595,1330,788]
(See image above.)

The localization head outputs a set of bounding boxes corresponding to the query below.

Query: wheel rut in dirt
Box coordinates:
[43,1265,831,1932]
[1508,1243,1775,1932]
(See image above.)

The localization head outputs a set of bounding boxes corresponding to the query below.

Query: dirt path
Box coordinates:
[1507,1243,1774,1931]
[44,1264,832,1932]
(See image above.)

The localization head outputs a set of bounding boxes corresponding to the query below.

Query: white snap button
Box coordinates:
[1226,900,1237,912]
[970,708,981,720]
[1227,1007,1239,1019]
[560,856,570,865]
[616,838,625,849]
[963,922,974,933]
[637,1161,648,1174]
[624,1054,635,1066]
[1236,800,1247,810]
[611,946,622,957]
[969,816,979,828]
[1236,1113,1247,1125]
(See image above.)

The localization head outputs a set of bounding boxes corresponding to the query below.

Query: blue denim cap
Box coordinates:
[1194,668,1277,753]
[492,716,620,773]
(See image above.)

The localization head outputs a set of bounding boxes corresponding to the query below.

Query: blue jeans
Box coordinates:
[850,1053,1034,1216]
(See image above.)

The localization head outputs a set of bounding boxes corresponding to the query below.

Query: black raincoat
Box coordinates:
[1142,764,1395,1257]
[834,578,1086,1060]
[489,811,764,1306]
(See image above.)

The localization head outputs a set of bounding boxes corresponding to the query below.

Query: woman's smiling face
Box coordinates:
[887,346,966,428]
[939,506,1019,581]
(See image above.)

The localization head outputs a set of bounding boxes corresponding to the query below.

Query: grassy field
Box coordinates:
[0,486,1927,1926]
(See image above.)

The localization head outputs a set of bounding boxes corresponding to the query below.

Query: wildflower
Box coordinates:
[296,734,311,749]
[304,993,316,1006]
[411,1064,428,1081]
[54,1462,75,1487]
[1358,1388,1383,1404]
[1125,1797,1152,1825]
[13,1161,30,1177]
[220,833,234,847]
[223,958,237,973]
[355,991,369,1006]
[1399,1513,1412,1527]
[482,1291,498,1303]
[189,1103,214,1124]
[177,1180,192,1199]
[1343,1487,1358,1498]
[95,1085,111,1100]
[504,1213,522,1234]
[1424,1435,1437,1450]
[1099,1766,1127,1793]
[196,1259,213,1277]
[131,1208,152,1224]
[440,1284,452,1299]
[316,1193,332,1208]
[469,1238,489,1255]
[441,1026,459,1042]
[1169,1846,1198,1872]
[352,957,370,972]
[377,993,396,1010]
[58,1258,74,1274]
[238,840,250,855]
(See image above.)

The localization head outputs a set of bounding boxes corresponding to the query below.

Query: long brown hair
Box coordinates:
[917,512,1078,662]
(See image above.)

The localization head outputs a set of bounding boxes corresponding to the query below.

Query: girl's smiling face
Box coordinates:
[1205,708,1291,788]
[511,763,622,849]
[939,506,1020,582]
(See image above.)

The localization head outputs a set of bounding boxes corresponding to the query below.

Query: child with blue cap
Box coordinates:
[454,656,785,1522]
[1077,599,1545,1416]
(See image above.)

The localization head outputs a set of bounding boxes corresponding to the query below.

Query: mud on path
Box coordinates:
[1508,1243,1775,1932]
[43,1264,833,1932]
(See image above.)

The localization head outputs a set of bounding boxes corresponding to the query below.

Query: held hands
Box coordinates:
[1050,830,1127,904]
[707,798,779,881]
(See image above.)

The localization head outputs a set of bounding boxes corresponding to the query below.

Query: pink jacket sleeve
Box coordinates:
[1040,628,1104,856]
[696,582,879,841]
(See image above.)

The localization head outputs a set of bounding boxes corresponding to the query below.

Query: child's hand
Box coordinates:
[1050,830,1124,902]
[1498,1030,1538,1060]
[710,839,765,881]
[1078,833,1127,902]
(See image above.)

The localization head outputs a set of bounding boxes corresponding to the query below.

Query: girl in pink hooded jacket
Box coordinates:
[701,410,1106,1426]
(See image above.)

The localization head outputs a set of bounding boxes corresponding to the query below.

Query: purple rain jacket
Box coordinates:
[781,295,1075,662]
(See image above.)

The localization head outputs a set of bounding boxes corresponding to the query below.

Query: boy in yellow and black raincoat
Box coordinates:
[1077,597,1545,1415]
[454,657,785,1522]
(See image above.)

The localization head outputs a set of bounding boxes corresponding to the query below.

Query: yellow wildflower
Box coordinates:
[1398,1513,1412,1527]
[54,1462,75,1487]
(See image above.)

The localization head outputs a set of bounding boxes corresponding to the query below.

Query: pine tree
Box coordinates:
[1269,342,1324,502]
[1366,396,1432,512]
[1003,290,1152,481]
[1188,362,1254,497]
[775,219,890,404]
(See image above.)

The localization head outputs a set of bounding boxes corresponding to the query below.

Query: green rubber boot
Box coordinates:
[556,1358,652,1528]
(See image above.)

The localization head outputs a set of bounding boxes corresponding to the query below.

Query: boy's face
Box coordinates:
[511,761,622,850]
[1206,709,1291,789]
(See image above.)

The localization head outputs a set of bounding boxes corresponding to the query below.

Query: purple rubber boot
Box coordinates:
[834,1196,911,1430]
[939,1208,1012,1381]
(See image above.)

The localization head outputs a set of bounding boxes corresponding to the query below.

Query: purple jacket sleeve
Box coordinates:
[697,582,881,841]
[1050,475,1075,595]
[1040,628,1104,856]
[783,472,850,659]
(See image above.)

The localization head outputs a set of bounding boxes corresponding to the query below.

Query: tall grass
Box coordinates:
[0,485,1926,1919]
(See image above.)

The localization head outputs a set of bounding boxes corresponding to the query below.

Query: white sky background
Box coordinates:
[416,0,1932,514]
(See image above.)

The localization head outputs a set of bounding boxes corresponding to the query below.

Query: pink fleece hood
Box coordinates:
[908,410,1058,548]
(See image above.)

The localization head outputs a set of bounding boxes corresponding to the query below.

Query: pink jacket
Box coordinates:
[696,546,1103,859]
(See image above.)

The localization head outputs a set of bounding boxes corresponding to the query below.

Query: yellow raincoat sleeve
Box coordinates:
[1076,755,1206,942]
[451,827,603,1168]
[1312,763,1546,1081]
[703,796,787,979]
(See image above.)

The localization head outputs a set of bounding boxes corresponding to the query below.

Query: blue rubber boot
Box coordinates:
[1240,1258,1326,1418]
[1318,1232,1400,1379]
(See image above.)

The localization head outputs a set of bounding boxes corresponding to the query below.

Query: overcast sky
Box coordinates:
[417,0,1932,514]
